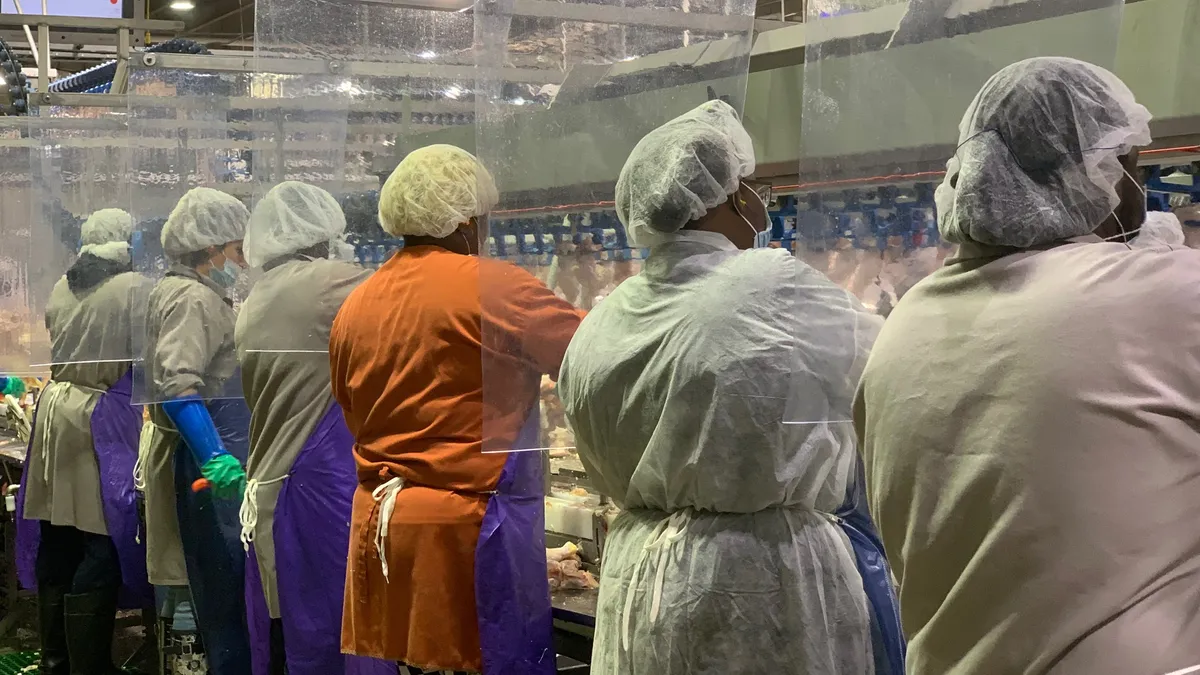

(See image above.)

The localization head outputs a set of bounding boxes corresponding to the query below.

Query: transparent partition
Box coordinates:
[127,64,262,403]
[24,108,142,380]
[240,0,473,358]
[0,116,37,379]
[476,0,757,458]
[785,0,1127,425]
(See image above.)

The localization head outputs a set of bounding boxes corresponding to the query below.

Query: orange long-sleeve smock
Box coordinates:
[329,245,583,671]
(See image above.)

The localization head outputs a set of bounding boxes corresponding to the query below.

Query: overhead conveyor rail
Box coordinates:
[0,13,184,109]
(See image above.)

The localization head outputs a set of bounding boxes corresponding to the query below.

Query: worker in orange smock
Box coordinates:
[329,144,584,675]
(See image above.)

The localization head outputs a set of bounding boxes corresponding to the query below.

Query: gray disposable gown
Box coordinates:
[141,264,239,585]
[558,231,882,675]
[855,238,1200,674]
[234,257,369,617]
[24,271,149,534]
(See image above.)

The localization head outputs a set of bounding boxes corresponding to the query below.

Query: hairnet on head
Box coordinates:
[616,100,755,247]
[244,181,347,268]
[80,208,133,262]
[1132,211,1185,249]
[936,57,1152,249]
[378,144,498,239]
[161,187,250,259]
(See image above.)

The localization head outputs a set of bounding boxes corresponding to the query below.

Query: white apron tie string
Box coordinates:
[133,420,161,491]
[239,475,288,552]
[372,477,405,583]
[620,509,690,653]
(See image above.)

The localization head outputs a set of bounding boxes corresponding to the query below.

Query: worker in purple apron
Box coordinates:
[140,187,253,675]
[234,181,389,675]
[14,209,153,675]
[329,145,585,673]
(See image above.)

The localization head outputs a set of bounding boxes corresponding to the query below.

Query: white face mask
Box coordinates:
[737,188,772,249]
[1104,167,1147,242]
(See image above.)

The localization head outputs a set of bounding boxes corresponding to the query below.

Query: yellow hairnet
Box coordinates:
[378,144,498,239]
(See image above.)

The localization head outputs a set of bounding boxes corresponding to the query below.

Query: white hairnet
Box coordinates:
[80,208,133,262]
[161,187,250,259]
[616,100,755,248]
[936,57,1152,248]
[244,181,346,268]
[1132,210,1185,249]
[378,144,498,239]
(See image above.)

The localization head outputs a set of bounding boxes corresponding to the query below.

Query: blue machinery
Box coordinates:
[342,182,948,269]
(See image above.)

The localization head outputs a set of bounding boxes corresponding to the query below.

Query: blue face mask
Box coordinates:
[209,260,241,288]
[738,188,772,249]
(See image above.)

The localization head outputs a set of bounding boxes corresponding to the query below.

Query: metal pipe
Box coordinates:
[9,0,40,67]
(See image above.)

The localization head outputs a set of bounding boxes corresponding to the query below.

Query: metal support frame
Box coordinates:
[112,27,131,94]
[0,13,184,31]
[36,22,48,90]
[144,51,564,86]
[0,13,183,108]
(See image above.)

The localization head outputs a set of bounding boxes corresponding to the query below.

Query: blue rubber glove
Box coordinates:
[161,396,246,499]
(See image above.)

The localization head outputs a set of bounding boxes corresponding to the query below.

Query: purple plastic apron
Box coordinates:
[14,371,153,608]
[244,404,393,675]
[474,408,556,675]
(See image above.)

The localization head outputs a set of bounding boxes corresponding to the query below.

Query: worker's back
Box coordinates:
[857,240,1200,674]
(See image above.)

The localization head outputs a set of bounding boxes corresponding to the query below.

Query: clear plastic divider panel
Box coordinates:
[785,0,1126,426]
[250,0,478,361]
[128,64,266,404]
[0,117,36,379]
[26,107,136,385]
[475,0,757,459]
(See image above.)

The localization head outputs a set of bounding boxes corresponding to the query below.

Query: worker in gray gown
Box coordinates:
[233,181,379,675]
[141,186,253,675]
[15,208,151,675]
[854,58,1200,674]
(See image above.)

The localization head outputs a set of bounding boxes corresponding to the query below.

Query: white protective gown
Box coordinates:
[558,230,882,675]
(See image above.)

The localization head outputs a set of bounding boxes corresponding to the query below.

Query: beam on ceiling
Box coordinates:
[0,13,183,31]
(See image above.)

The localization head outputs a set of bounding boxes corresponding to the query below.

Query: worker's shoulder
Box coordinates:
[1062,243,1200,304]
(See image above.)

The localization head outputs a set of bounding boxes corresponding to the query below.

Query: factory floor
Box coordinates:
[0,594,153,672]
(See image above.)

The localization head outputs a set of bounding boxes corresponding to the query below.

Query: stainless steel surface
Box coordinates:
[552,589,599,625]
[0,436,23,464]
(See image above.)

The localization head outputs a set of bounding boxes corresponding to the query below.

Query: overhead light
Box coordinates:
[417,50,437,60]
[169,0,195,9]
[443,84,464,100]
[512,96,526,106]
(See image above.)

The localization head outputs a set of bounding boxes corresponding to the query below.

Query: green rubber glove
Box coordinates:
[201,454,246,500]
[1,376,26,398]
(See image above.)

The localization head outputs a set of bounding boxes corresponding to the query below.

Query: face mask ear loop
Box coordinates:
[1105,167,1147,245]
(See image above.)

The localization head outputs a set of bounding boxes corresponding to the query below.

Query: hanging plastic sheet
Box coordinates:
[476,0,758,457]
[789,3,1129,673]
[243,2,477,674]
[0,116,35,379]
[787,0,1128,425]
[470,3,756,673]
[126,64,254,405]
[24,107,143,376]
[12,104,154,613]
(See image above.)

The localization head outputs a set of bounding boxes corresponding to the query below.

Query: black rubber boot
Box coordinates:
[38,586,71,675]
[63,588,122,675]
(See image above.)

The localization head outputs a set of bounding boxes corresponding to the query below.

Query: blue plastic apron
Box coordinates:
[174,396,253,675]
[14,372,152,608]
[834,460,906,675]
[473,409,557,675]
